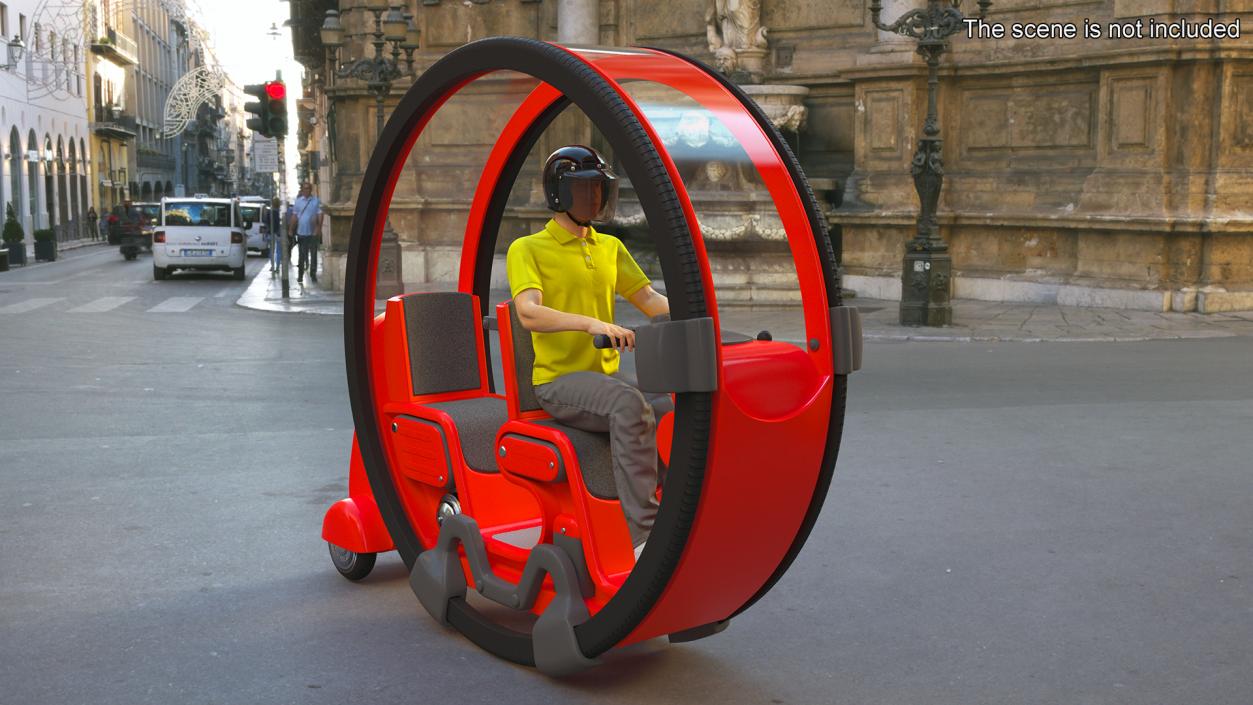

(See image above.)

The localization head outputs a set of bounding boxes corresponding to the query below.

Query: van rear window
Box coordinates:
[164,202,231,227]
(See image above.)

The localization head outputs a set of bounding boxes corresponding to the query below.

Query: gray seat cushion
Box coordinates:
[426,397,508,474]
[533,420,616,500]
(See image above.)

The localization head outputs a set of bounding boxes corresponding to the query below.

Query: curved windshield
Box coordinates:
[164,202,232,227]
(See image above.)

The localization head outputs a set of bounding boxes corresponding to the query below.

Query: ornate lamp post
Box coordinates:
[2,35,26,70]
[320,6,419,298]
[870,0,991,327]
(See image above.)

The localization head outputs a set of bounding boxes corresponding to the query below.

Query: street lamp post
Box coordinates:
[870,0,991,327]
[321,6,420,299]
[2,35,26,70]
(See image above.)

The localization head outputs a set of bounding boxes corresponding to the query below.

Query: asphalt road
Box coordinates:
[1,245,1251,705]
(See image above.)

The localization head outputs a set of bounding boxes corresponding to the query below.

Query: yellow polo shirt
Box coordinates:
[506,219,652,386]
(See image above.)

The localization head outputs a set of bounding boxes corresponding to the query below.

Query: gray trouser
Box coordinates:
[296,234,318,278]
[533,370,674,547]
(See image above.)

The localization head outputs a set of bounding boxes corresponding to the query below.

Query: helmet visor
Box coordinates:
[560,168,619,224]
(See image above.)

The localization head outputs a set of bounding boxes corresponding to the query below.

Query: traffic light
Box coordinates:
[244,83,269,137]
[264,80,287,138]
[243,80,287,138]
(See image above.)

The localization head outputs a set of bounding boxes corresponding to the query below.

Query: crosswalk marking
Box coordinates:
[68,296,137,313]
[0,297,64,314]
[147,296,205,313]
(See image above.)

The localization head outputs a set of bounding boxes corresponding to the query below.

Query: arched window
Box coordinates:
[55,137,68,225]
[8,128,21,224]
[80,138,88,217]
[26,130,38,224]
[68,139,79,224]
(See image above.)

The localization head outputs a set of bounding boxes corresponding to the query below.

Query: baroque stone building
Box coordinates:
[289,0,1253,313]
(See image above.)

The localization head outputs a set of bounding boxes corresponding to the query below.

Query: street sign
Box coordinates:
[253,136,279,173]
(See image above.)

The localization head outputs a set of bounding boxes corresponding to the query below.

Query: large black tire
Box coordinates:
[232,264,245,281]
[153,264,167,281]
[329,543,376,581]
[123,249,137,261]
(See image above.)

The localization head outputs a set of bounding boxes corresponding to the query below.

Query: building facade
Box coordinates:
[86,0,138,216]
[126,0,184,200]
[1,0,92,243]
[290,0,1253,313]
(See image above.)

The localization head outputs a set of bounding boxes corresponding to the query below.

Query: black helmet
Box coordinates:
[542,145,618,226]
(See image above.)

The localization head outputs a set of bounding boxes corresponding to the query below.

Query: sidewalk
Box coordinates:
[236,263,346,315]
[236,269,1253,342]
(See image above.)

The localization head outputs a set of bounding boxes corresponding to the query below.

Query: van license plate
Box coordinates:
[182,248,213,257]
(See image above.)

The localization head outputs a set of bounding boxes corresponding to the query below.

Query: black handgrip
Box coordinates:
[592,326,638,349]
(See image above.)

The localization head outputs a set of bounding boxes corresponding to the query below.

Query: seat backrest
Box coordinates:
[496,299,543,417]
[384,292,486,400]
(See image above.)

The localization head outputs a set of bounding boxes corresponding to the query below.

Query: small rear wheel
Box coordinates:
[153,264,167,281]
[329,543,376,581]
[232,264,245,280]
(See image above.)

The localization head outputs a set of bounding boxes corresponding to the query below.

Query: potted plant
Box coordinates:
[33,228,57,262]
[2,203,26,267]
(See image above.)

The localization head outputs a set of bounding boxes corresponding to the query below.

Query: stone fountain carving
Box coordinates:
[706,0,770,82]
[600,3,828,306]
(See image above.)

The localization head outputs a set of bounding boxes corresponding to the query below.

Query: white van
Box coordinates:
[238,196,271,257]
[153,196,249,281]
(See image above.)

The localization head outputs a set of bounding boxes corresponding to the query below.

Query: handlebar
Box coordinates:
[592,327,637,350]
[592,326,773,348]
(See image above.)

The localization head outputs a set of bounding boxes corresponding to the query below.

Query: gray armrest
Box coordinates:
[635,317,718,393]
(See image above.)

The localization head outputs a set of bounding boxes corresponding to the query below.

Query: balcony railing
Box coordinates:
[90,104,138,140]
[90,27,139,66]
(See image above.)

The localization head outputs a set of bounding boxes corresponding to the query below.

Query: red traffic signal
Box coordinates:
[265,81,286,101]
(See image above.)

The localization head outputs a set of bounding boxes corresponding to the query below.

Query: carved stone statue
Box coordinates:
[705,0,769,80]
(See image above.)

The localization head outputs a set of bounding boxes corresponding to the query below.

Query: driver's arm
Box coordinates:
[628,285,669,318]
[513,288,597,334]
[514,288,636,350]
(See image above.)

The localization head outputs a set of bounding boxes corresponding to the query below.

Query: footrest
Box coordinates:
[409,514,599,675]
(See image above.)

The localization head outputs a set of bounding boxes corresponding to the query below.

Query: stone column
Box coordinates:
[557,0,599,45]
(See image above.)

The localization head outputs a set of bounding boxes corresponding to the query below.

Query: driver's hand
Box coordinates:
[587,320,635,351]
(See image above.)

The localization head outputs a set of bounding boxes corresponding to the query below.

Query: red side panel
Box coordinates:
[393,416,454,488]
[499,435,562,482]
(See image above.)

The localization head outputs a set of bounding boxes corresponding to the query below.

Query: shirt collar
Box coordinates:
[544,218,598,245]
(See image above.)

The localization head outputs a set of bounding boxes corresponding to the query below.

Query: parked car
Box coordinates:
[152,196,248,281]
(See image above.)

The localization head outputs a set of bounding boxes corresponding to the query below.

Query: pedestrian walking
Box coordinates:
[268,197,283,274]
[86,207,98,240]
[289,182,323,284]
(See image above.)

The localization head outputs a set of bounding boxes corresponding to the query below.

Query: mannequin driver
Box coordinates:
[506,145,672,561]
